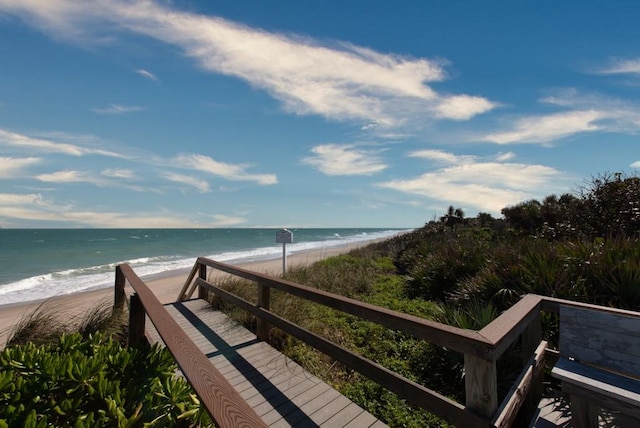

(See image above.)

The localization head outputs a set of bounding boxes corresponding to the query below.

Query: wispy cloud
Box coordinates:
[101,168,135,179]
[135,68,158,81]
[0,128,124,157]
[0,0,495,129]
[208,214,246,227]
[35,170,103,185]
[173,153,277,185]
[0,156,41,178]
[631,161,640,169]
[480,89,640,144]
[0,191,245,227]
[596,58,640,75]
[378,150,571,213]
[482,110,603,144]
[92,104,144,114]
[163,172,210,193]
[302,144,387,176]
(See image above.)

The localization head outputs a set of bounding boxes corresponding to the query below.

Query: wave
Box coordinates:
[0,229,407,306]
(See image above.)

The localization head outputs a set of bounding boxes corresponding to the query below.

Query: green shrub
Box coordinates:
[0,332,211,427]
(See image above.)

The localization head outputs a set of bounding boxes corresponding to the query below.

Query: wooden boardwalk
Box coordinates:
[146,298,387,428]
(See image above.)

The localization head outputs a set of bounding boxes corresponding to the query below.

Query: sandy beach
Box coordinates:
[0,239,382,348]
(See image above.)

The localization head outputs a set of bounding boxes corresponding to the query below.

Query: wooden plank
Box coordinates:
[552,358,640,409]
[194,258,492,358]
[128,293,146,346]
[479,294,542,359]
[492,340,547,428]
[560,305,640,377]
[163,296,387,428]
[176,261,202,301]
[464,354,497,419]
[540,295,640,318]
[117,264,267,428]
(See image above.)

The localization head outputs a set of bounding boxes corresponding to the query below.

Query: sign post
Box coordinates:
[275,229,293,275]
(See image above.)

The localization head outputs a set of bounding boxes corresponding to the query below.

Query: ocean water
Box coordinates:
[0,228,406,306]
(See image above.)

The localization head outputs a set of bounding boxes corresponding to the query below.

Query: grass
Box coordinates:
[6,298,127,348]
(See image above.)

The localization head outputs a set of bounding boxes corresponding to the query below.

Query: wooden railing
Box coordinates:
[175,257,556,427]
[117,257,640,427]
[114,264,268,428]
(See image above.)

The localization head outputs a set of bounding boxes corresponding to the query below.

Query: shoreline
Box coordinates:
[0,237,388,348]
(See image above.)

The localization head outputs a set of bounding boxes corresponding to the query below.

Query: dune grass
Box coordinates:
[6,298,126,348]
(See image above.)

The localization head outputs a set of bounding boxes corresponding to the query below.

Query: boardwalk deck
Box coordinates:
[146,298,387,428]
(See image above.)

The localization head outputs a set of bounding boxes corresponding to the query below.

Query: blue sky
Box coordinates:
[1,1,639,228]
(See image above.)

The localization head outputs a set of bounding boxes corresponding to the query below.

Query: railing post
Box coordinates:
[197,263,207,299]
[519,310,543,424]
[114,265,126,313]
[256,280,271,341]
[128,293,146,346]
[465,354,498,419]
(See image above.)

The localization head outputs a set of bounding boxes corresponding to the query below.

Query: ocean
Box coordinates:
[0,228,406,306]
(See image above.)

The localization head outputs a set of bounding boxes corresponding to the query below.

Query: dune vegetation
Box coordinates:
[214,172,640,427]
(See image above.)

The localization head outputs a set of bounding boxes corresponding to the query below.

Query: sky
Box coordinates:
[1,1,639,228]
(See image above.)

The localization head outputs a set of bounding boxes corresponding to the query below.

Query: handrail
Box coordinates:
[183,257,493,357]
[196,277,488,427]
[115,264,267,428]
[178,257,546,425]
[169,257,640,427]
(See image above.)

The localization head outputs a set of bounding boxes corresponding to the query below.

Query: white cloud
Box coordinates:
[631,161,640,168]
[0,191,245,227]
[496,151,516,162]
[597,58,640,75]
[173,153,277,185]
[0,128,124,157]
[92,104,143,114]
[302,144,387,176]
[482,110,603,144]
[136,68,158,81]
[435,95,496,120]
[0,192,47,206]
[480,90,640,145]
[101,168,135,179]
[35,170,102,185]
[0,156,40,178]
[0,0,495,128]
[378,150,570,213]
[409,149,468,164]
[208,214,246,227]
[163,172,210,193]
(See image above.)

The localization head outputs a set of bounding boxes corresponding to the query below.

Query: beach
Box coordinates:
[0,239,382,348]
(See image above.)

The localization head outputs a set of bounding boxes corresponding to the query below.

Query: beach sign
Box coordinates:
[276,228,293,243]
[276,229,293,274]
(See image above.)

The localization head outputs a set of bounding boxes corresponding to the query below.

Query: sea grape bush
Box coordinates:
[0,332,211,427]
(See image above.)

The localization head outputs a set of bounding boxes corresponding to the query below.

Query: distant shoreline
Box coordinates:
[0,236,394,347]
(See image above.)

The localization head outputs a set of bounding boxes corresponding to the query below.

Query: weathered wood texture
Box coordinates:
[553,358,640,418]
[553,304,640,427]
[559,305,640,377]
[464,354,498,419]
[117,264,267,428]
[154,298,388,427]
[492,340,547,428]
[479,294,542,359]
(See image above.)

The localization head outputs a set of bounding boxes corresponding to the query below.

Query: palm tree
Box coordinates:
[440,205,465,227]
